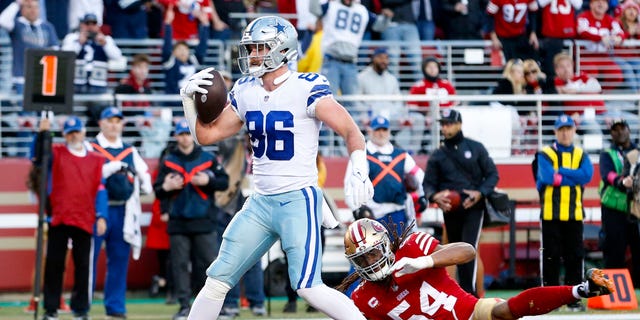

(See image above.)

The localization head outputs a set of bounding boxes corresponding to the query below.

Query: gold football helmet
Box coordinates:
[344,218,394,281]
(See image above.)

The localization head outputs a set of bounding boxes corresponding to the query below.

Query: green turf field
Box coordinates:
[1,291,639,319]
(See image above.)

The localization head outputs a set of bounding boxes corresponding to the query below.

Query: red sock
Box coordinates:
[507,286,576,318]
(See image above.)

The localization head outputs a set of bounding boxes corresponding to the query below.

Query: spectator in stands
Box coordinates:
[577,0,629,90]
[104,0,148,39]
[492,58,537,153]
[162,6,208,96]
[486,0,539,63]
[423,109,499,297]
[159,0,211,40]
[380,0,422,82]
[552,52,605,136]
[69,0,103,34]
[295,0,317,58]
[535,114,594,312]
[154,119,229,320]
[538,0,582,78]
[414,0,440,41]
[37,116,107,320]
[600,119,640,288]
[0,0,59,94]
[409,57,458,112]
[62,13,123,94]
[115,53,153,115]
[209,0,245,41]
[311,0,392,112]
[356,47,402,126]
[92,107,153,320]
[441,0,488,40]
[408,57,458,153]
[492,59,531,113]
[523,59,554,145]
[524,59,552,95]
[616,0,640,92]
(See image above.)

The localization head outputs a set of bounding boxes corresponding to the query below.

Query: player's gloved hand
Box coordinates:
[180,68,215,145]
[344,150,374,208]
[180,67,215,98]
[390,256,434,277]
[102,161,125,178]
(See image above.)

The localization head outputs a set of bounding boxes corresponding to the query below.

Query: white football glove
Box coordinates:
[180,67,215,98]
[344,150,374,208]
[180,67,215,145]
[102,161,125,178]
[390,256,434,277]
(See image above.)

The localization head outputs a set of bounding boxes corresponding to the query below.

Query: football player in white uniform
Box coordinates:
[180,16,373,319]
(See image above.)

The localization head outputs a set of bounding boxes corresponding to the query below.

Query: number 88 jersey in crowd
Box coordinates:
[351,232,479,320]
[228,72,331,195]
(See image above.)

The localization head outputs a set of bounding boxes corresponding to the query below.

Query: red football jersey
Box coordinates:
[352,232,478,320]
[554,72,606,114]
[487,0,538,38]
[408,79,456,110]
[538,0,581,38]
[577,11,625,52]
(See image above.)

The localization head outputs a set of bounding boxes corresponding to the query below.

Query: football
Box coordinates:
[445,190,461,211]
[194,69,228,123]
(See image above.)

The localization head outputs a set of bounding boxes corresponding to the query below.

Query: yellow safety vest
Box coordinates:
[540,145,585,221]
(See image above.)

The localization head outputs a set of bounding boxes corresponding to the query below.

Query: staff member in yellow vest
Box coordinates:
[599,119,640,287]
[536,114,594,312]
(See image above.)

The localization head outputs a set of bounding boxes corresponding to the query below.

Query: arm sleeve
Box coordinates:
[599,151,624,190]
[557,154,594,186]
[103,36,123,60]
[536,153,557,186]
[95,179,108,223]
[203,157,229,193]
[154,161,176,200]
[405,155,425,196]
[132,147,152,194]
[423,157,440,201]
[478,145,499,196]
[61,34,82,53]
[162,24,173,63]
[0,2,18,31]
[195,24,210,64]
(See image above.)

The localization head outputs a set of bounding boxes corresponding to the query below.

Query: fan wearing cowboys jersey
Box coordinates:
[340,218,615,320]
[179,16,374,319]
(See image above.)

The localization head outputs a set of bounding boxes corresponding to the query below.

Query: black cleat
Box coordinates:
[577,268,615,298]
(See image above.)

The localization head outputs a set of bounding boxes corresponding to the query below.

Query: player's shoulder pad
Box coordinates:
[400,231,439,256]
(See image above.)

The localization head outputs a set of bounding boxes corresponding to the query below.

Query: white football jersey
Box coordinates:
[321,1,372,58]
[229,72,332,195]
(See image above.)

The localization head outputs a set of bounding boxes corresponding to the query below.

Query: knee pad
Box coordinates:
[201,278,231,301]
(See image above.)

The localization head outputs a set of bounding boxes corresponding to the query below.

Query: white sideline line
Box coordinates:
[522,315,640,319]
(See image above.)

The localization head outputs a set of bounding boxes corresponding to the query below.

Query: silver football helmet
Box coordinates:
[237,16,298,78]
[344,218,394,281]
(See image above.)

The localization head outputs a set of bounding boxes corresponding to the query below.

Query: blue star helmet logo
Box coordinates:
[274,22,286,33]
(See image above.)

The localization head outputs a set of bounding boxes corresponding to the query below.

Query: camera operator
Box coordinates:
[62,13,123,94]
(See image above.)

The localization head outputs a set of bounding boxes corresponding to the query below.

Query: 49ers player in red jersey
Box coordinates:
[339,219,615,319]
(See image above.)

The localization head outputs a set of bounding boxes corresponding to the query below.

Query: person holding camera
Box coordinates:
[91,107,152,319]
[62,13,123,94]
[154,119,229,320]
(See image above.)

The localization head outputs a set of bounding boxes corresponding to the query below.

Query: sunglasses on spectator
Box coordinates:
[524,70,538,76]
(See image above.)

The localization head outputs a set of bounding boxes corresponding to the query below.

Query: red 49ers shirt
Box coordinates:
[352,232,478,319]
